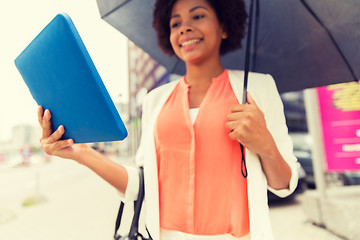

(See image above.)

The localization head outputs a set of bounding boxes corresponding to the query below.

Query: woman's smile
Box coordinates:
[179,38,204,52]
[180,38,203,47]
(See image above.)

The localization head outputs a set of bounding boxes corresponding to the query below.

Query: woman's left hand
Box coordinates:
[226,92,292,189]
[225,93,275,157]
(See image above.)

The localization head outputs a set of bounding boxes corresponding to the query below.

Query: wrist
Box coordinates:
[70,144,95,164]
[258,135,278,161]
[259,146,277,163]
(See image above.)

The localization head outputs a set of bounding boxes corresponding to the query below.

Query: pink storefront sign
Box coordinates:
[317,81,360,172]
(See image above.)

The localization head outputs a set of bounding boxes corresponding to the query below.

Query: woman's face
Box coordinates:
[169,0,227,65]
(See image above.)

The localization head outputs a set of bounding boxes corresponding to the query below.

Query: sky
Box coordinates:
[0,0,129,142]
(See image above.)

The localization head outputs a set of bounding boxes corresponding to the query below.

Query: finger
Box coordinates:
[228,127,247,144]
[227,111,249,121]
[228,130,240,142]
[51,139,74,150]
[42,109,53,138]
[230,104,247,113]
[246,93,257,106]
[42,139,74,155]
[226,114,252,131]
[225,120,239,131]
[230,102,257,113]
[47,125,65,143]
[37,106,44,125]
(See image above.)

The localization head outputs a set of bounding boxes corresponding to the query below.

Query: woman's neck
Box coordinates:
[185,58,225,108]
[185,58,225,87]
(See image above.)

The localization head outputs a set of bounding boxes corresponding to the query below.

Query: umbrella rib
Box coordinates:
[300,0,357,81]
[101,0,131,19]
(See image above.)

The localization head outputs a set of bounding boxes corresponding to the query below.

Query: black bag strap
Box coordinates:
[114,167,151,240]
[114,200,124,236]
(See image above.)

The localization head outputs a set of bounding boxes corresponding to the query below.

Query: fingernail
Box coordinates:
[68,139,73,144]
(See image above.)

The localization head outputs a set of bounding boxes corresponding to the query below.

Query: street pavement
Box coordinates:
[269,197,343,240]
[0,155,344,240]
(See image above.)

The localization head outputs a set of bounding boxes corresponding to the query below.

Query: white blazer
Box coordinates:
[121,70,298,240]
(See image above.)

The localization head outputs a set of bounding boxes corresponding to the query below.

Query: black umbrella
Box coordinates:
[96,0,360,94]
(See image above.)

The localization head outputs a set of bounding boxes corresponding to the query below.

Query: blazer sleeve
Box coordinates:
[119,165,140,203]
[261,74,299,198]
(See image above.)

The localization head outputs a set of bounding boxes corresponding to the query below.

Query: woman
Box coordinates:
[38,0,298,239]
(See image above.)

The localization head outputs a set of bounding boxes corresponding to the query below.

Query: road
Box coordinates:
[0,155,343,240]
[0,155,122,240]
[269,197,343,240]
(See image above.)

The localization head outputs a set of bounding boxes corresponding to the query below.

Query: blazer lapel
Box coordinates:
[228,70,269,239]
[144,80,179,240]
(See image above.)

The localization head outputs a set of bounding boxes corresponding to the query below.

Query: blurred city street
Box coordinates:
[0,155,344,240]
[0,155,121,240]
[1,1,358,239]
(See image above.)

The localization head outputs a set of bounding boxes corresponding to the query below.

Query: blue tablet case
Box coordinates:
[15,13,128,143]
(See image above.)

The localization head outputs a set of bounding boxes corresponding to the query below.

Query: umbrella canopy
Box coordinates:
[97,0,360,93]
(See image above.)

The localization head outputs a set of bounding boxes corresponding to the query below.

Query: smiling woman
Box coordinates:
[35,0,298,240]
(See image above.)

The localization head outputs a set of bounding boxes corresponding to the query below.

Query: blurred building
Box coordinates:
[127,41,171,155]
[0,124,40,162]
[11,124,40,147]
[115,101,130,157]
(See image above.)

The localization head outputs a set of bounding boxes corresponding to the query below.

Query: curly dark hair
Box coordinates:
[153,0,248,56]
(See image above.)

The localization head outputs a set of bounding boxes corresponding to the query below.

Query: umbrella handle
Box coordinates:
[242,0,255,105]
[239,0,257,178]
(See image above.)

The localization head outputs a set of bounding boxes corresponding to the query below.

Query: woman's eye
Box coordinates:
[171,22,180,28]
[193,15,204,20]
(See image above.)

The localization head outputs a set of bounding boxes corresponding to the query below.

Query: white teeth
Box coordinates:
[181,39,201,47]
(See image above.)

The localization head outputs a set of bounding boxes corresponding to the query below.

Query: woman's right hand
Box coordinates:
[37,106,89,160]
[38,106,129,193]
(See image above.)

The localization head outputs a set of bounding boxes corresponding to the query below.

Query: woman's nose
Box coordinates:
[181,28,192,35]
[180,23,193,35]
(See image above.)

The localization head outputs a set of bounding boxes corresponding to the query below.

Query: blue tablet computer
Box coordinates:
[15,13,128,143]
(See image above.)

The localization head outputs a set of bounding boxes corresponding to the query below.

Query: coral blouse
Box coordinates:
[154,70,250,238]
